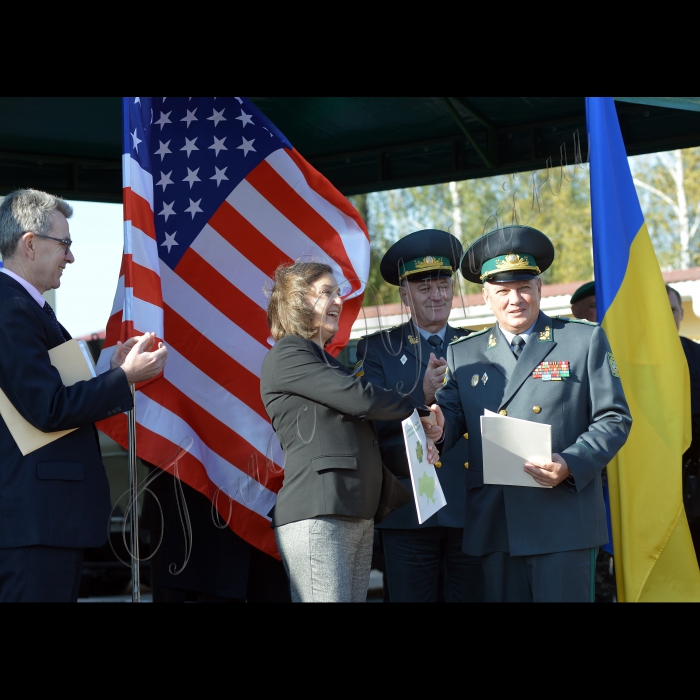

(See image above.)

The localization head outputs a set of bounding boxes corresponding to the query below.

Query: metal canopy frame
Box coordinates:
[0,97,698,203]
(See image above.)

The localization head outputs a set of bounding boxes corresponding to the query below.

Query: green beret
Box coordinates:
[570,281,596,305]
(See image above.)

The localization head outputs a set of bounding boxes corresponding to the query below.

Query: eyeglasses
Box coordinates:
[31,232,73,254]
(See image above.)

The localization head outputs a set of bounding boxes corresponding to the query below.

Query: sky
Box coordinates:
[55,200,123,338]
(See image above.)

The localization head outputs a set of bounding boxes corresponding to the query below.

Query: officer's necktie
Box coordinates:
[511,334,525,359]
[42,301,68,341]
[427,334,443,358]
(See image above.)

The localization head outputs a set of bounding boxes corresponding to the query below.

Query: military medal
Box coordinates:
[471,374,479,387]
[400,355,407,365]
[481,373,488,385]
[532,361,570,381]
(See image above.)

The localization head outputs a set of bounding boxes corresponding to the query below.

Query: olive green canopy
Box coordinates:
[0,97,698,203]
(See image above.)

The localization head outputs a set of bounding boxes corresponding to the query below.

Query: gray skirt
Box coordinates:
[275,515,374,602]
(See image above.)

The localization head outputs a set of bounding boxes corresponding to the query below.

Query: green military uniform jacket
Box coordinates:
[355,321,473,529]
[436,312,631,556]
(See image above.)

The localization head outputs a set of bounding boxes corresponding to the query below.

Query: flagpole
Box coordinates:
[128,384,141,603]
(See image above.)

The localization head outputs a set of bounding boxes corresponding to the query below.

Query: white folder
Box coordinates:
[480,409,552,488]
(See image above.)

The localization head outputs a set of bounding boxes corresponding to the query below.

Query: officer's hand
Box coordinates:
[420,404,444,442]
[426,438,440,465]
[120,332,168,385]
[524,453,571,487]
[423,352,448,404]
[109,335,141,370]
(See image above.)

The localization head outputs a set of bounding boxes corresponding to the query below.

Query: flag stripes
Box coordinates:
[97,97,368,556]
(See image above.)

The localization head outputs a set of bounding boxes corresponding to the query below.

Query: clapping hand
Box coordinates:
[422,352,448,404]
[116,332,169,385]
[110,336,140,370]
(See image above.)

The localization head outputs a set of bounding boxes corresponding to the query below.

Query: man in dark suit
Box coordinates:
[667,283,700,563]
[437,225,631,602]
[355,229,484,602]
[0,188,168,602]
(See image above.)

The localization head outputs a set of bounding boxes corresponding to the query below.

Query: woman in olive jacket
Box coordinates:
[260,261,439,603]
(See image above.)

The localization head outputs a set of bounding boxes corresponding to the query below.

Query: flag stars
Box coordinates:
[161,231,179,253]
[159,201,176,222]
[154,111,172,130]
[208,108,226,126]
[237,136,256,157]
[236,110,254,128]
[155,140,172,161]
[181,137,199,157]
[211,166,229,187]
[156,171,174,191]
[209,135,228,157]
[181,108,198,127]
[131,129,142,153]
[185,198,203,219]
[183,167,201,188]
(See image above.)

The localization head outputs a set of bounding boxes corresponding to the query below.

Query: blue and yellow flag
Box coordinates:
[587,97,700,601]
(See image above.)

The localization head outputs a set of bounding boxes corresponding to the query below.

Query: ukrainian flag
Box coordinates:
[587,97,700,601]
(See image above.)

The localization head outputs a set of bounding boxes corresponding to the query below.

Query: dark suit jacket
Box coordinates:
[437,312,632,556]
[355,321,473,529]
[0,273,133,549]
[259,334,424,528]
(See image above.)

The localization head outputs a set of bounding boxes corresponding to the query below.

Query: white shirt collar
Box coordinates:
[499,321,537,346]
[0,267,45,307]
[414,323,447,343]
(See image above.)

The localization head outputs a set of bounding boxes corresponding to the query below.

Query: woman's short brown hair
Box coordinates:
[266,261,334,341]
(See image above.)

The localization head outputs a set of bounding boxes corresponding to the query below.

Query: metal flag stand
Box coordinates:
[128,384,140,603]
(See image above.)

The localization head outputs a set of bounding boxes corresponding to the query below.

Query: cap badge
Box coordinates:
[496,253,530,270]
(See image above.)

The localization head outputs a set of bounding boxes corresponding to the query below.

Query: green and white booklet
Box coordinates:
[401,409,447,524]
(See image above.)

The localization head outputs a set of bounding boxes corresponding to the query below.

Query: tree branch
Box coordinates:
[633,178,678,211]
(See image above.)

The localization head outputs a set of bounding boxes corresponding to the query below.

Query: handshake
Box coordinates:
[109,332,169,385]
[419,404,444,465]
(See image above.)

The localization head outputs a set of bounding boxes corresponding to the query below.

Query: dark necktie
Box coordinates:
[42,301,68,340]
[427,334,443,358]
[511,335,525,359]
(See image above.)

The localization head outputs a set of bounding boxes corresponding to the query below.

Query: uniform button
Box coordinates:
[373,440,379,447]
[464,462,469,469]
[115,407,121,412]
[532,405,541,414]
[463,432,469,439]
[435,461,442,468]
[499,409,507,416]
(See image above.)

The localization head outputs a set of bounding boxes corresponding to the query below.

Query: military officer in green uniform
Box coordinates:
[436,225,631,602]
[355,229,484,602]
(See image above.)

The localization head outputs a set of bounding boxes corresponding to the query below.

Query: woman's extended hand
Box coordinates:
[426,438,440,464]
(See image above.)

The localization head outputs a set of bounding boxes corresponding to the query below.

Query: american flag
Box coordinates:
[96,97,370,557]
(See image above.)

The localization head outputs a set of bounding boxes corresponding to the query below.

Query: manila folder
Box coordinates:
[0,339,97,456]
